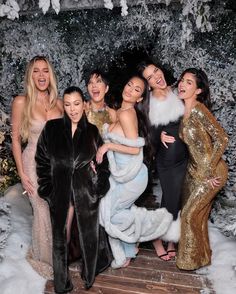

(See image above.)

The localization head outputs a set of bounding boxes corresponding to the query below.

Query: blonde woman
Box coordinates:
[11,55,63,278]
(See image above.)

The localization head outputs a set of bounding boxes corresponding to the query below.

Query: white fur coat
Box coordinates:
[149,90,184,126]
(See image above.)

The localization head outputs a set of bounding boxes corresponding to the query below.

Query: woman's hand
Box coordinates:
[20,173,34,196]
[161,131,175,148]
[206,177,221,189]
[96,144,109,164]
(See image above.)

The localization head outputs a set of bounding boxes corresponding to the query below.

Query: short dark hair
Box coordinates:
[63,86,85,101]
[86,69,109,86]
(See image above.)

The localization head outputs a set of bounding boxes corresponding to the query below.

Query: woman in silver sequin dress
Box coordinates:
[11,56,63,279]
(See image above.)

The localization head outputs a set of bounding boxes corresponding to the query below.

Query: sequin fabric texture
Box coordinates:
[22,120,53,279]
[86,105,112,134]
[176,103,228,270]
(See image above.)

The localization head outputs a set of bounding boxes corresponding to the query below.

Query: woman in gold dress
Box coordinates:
[85,70,116,133]
[175,68,228,270]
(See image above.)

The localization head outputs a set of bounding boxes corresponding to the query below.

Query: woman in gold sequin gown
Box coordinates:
[11,56,63,278]
[85,70,116,133]
[175,68,228,270]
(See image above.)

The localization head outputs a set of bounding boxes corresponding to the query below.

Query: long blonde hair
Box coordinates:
[20,56,58,142]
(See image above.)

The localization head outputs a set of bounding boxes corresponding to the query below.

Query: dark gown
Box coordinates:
[149,90,188,220]
[35,113,112,293]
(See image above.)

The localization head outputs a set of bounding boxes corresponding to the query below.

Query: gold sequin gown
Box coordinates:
[86,104,112,134]
[176,103,228,270]
[22,120,53,279]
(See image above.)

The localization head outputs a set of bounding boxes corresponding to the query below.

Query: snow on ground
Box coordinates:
[0,184,236,294]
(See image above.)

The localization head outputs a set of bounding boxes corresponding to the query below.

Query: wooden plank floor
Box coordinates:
[45,248,215,294]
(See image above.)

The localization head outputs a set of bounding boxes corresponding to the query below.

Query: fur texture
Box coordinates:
[149,90,184,127]
[99,129,179,269]
[35,114,112,293]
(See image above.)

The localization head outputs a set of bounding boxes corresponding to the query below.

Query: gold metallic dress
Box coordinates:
[176,103,228,270]
[86,104,112,134]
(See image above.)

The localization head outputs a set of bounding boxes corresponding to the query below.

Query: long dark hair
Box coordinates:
[137,59,162,76]
[125,74,153,167]
[178,68,212,109]
[137,59,176,114]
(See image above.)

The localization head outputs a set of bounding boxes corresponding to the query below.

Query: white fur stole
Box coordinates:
[149,90,184,126]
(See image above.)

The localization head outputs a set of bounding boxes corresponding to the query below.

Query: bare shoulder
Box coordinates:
[118,108,136,121]
[119,109,138,138]
[56,98,64,111]
[12,95,26,106]
[107,106,117,122]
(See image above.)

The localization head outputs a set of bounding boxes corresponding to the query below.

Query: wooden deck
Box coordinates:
[45,248,215,294]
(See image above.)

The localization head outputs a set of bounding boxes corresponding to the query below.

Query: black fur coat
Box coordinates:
[35,113,112,293]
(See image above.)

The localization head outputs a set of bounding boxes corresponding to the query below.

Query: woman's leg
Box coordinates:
[121,242,139,267]
[167,241,176,258]
[66,203,74,244]
[153,239,171,261]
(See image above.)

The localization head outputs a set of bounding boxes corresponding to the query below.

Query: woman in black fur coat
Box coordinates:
[35,86,112,293]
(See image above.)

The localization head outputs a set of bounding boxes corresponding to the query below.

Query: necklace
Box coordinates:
[38,92,49,112]
[119,105,134,111]
[90,102,106,113]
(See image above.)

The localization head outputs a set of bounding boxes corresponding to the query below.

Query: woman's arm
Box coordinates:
[161,131,175,148]
[56,98,64,114]
[11,96,34,196]
[198,104,228,188]
[200,104,228,172]
[107,107,117,123]
[96,110,140,164]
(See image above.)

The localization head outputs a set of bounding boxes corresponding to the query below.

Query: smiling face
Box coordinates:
[122,76,145,104]
[178,72,201,102]
[63,92,84,125]
[87,74,109,104]
[31,60,50,91]
[142,64,167,90]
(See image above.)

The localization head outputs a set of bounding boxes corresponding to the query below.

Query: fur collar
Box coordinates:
[102,124,145,183]
[149,90,184,126]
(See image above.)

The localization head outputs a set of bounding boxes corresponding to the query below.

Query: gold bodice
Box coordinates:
[179,102,228,181]
[86,105,112,134]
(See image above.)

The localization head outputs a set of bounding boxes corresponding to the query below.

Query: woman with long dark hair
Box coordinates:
[137,60,188,261]
[35,86,112,293]
[98,74,180,269]
[176,68,228,270]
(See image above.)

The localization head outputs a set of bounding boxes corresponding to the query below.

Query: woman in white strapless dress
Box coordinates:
[11,56,63,279]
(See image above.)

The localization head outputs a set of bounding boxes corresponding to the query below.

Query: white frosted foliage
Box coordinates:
[104,0,114,10]
[52,0,60,14]
[39,0,50,14]
[0,0,20,20]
